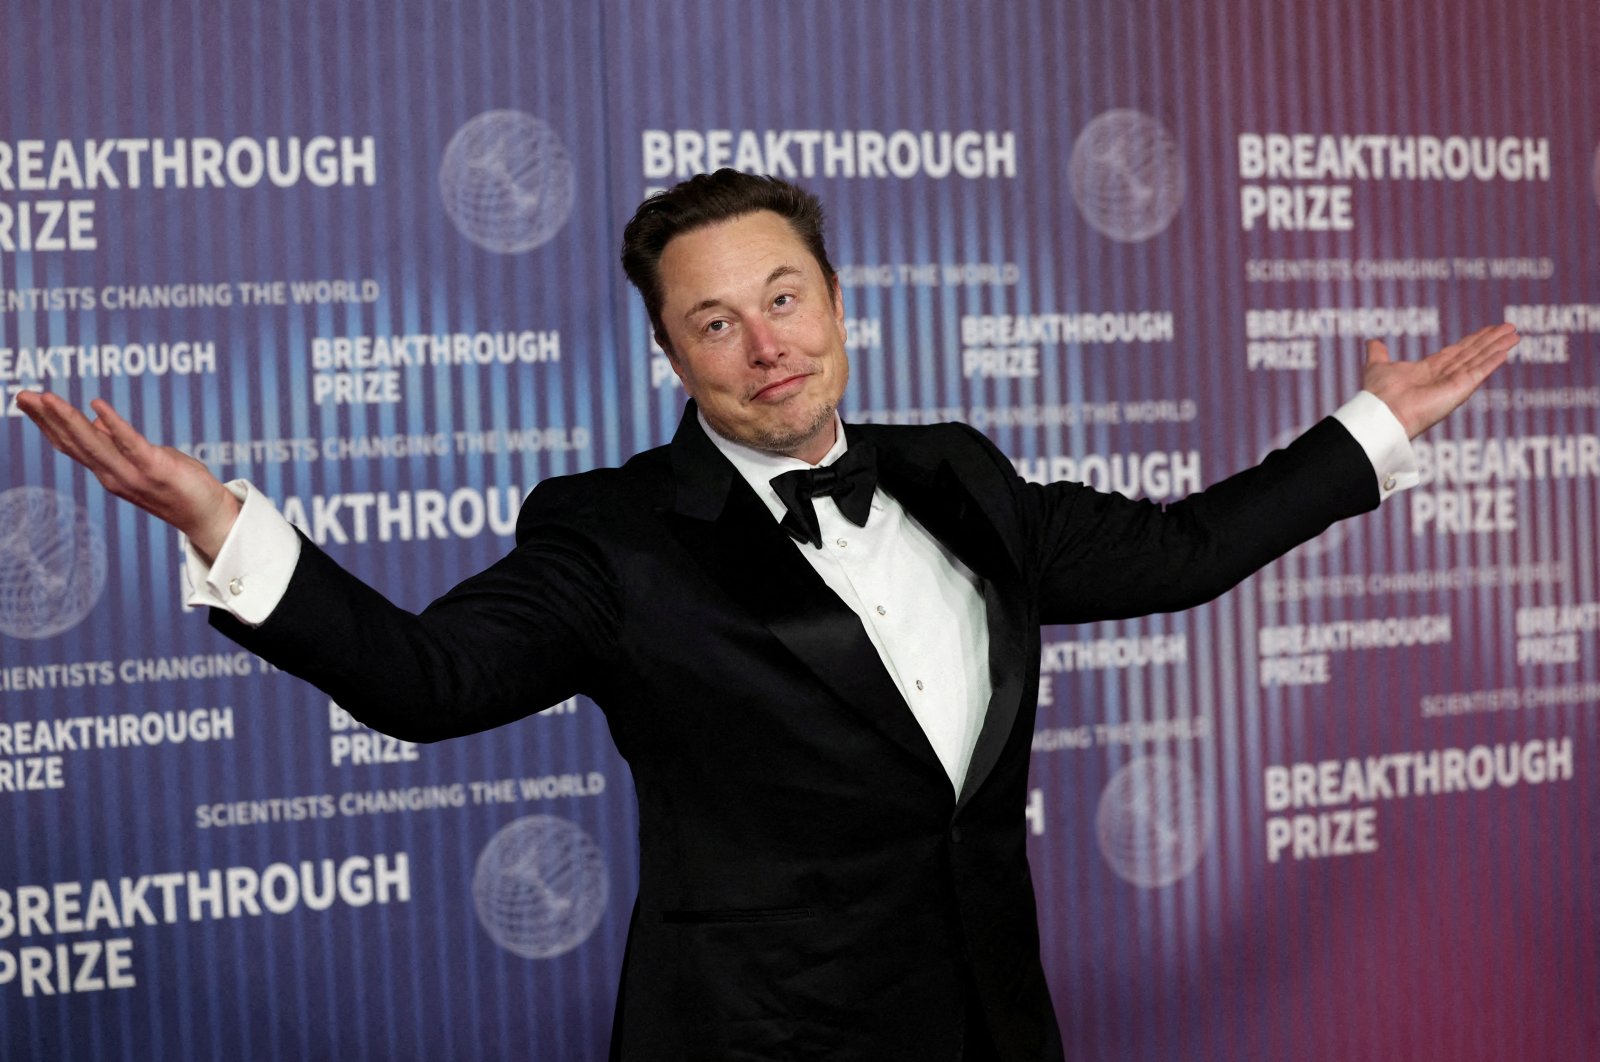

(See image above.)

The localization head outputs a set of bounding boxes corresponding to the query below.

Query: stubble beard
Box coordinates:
[758,398,839,459]
[711,395,839,460]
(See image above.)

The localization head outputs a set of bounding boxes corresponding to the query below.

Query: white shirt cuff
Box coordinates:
[1332,391,1420,502]
[180,480,301,626]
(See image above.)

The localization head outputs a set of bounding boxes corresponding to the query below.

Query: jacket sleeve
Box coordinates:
[999,416,1380,625]
[207,477,621,743]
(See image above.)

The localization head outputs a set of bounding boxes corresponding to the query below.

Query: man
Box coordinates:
[20,170,1517,1060]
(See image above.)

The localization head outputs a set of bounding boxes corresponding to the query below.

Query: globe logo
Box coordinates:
[439,110,576,254]
[0,487,107,639]
[1095,754,1211,888]
[1067,109,1186,243]
[472,814,609,959]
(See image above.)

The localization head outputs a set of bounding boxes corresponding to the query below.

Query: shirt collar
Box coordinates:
[697,408,851,524]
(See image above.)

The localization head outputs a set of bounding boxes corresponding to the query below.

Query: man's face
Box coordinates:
[655,210,849,465]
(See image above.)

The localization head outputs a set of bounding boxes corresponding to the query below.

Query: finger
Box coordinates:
[1364,338,1390,366]
[13,389,44,418]
[89,398,150,453]
[22,392,100,460]
[1454,322,1514,356]
[90,398,149,447]
[1469,322,1518,351]
[1442,341,1513,392]
[1478,325,1519,356]
[1429,323,1516,370]
[17,401,80,460]
[1452,326,1519,372]
[1461,336,1515,379]
[56,400,126,462]
[89,397,132,432]
[16,390,59,437]
[27,393,141,482]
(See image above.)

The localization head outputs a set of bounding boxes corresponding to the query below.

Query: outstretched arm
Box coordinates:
[1026,321,1519,624]
[16,391,241,561]
[1360,322,1518,439]
[19,388,611,739]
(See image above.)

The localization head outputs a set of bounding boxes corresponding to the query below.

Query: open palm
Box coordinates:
[1360,323,1518,438]
[17,391,240,559]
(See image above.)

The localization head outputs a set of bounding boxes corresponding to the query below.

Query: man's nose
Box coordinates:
[744,317,785,365]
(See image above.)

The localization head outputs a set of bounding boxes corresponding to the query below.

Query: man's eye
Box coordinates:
[705,319,728,334]
[773,293,793,307]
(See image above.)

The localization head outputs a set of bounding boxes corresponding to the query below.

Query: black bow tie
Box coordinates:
[769,441,878,549]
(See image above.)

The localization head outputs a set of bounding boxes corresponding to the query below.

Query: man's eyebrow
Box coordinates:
[681,265,805,321]
[764,264,802,286]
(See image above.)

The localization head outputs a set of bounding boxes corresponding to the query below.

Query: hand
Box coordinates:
[1361,323,1519,439]
[16,391,242,561]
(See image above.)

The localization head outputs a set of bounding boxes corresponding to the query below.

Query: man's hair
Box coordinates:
[620,169,836,348]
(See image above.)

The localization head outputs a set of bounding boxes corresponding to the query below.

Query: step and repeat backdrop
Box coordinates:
[4,1,1597,1059]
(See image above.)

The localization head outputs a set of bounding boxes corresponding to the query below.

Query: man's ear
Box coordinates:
[831,277,846,337]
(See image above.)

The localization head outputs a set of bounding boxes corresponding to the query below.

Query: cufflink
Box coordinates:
[1382,475,1397,492]
[228,577,245,596]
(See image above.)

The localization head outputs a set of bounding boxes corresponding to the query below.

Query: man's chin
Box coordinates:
[710,404,838,459]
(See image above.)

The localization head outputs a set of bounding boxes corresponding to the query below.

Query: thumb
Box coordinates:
[1363,337,1390,366]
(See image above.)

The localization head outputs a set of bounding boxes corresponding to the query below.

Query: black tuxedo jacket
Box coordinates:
[214,407,1378,1061]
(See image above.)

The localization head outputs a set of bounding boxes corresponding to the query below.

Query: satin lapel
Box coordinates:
[872,438,1030,811]
[666,408,945,776]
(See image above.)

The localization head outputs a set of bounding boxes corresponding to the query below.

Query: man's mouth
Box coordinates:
[751,373,811,401]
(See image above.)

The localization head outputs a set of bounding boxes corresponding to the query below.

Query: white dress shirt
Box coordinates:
[183,394,1419,790]
[700,412,992,789]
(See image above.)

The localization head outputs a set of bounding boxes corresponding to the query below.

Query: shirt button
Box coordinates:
[835,538,848,548]
[1382,475,1397,492]
[228,577,245,597]
[875,605,887,616]
[915,679,925,691]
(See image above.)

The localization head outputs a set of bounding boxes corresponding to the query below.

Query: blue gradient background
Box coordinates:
[4,1,1597,1058]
